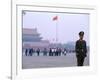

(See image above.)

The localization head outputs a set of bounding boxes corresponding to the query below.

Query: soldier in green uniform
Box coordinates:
[75,31,87,66]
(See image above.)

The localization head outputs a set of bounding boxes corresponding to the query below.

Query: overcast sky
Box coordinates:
[22,11,89,45]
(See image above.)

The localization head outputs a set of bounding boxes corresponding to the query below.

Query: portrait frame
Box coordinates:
[11,2,97,80]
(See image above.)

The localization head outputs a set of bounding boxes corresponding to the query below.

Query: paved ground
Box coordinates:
[22,53,89,69]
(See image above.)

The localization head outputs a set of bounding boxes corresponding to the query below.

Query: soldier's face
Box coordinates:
[79,35,84,40]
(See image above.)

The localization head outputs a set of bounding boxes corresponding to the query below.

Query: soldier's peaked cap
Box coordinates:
[79,31,84,36]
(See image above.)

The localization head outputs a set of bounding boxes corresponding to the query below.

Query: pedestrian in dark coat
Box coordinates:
[36,48,40,56]
[49,48,52,56]
[25,48,28,56]
[29,48,33,56]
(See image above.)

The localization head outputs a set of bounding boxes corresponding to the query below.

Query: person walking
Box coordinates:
[43,48,48,56]
[36,48,40,56]
[25,48,28,56]
[49,48,52,56]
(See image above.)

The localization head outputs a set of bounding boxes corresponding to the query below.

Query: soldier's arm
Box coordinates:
[75,41,79,55]
[84,41,87,53]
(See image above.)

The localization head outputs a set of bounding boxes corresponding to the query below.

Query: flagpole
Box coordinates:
[56,15,58,46]
[53,15,58,47]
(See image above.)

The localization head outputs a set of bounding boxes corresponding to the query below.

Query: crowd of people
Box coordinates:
[24,48,75,56]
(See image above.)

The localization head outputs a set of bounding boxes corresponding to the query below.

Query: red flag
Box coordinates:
[53,16,58,21]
